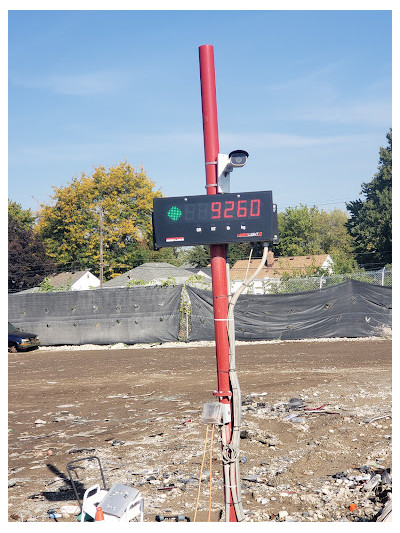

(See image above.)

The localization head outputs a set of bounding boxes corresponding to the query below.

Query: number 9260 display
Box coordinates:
[211,198,261,219]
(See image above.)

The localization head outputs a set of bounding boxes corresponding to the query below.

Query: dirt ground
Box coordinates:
[8,338,392,523]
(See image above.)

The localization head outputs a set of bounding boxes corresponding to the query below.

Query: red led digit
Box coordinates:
[237,200,247,217]
[211,201,221,219]
[250,198,261,216]
[224,201,234,218]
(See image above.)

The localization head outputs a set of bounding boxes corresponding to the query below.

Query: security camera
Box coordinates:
[229,150,249,167]
[216,150,249,193]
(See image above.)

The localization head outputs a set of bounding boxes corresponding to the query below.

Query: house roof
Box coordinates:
[184,267,212,278]
[230,254,331,280]
[45,270,93,288]
[14,270,96,293]
[102,262,197,287]
[229,261,269,280]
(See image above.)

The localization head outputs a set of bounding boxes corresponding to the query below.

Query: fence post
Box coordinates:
[320,276,324,290]
[381,267,386,286]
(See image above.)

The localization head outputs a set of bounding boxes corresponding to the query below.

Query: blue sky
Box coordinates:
[8,9,392,215]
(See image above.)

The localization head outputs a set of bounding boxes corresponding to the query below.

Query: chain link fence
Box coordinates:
[230,269,392,295]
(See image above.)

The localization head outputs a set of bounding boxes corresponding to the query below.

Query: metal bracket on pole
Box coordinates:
[218,173,230,194]
[205,162,219,189]
[213,390,233,399]
[217,153,231,193]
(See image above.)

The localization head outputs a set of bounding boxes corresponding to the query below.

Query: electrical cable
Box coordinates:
[6,251,392,276]
[193,423,209,522]
[224,259,242,522]
[222,243,270,522]
[243,247,253,281]
[208,423,215,522]
[221,425,231,521]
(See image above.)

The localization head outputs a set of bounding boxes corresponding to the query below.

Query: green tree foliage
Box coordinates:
[275,205,355,272]
[328,248,358,275]
[36,161,168,279]
[227,242,263,266]
[277,205,323,256]
[8,199,35,230]
[346,130,392,267]
[184,245,210,268]
[8,203,55,292]
[184,242,267,268]
[183,205,355,274]
[318,209,354,255]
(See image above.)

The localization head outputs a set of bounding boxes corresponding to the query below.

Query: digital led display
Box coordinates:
[152,191,278,248]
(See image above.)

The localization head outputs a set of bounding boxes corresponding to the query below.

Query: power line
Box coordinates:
[8,258,391,276]
[278,199,354,210]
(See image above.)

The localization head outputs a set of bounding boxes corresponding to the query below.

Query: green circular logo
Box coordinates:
[167,206,182,221]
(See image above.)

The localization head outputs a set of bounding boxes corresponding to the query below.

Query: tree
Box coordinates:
[184,206,355,274]
[184,245,210,268]
[276,205,323,256]
[318,209,354,255]
[8,199,35,230]
[346,130,392,267]
[318,209,357,274]
[328,248,358,274]
[35,161,164,280]
[8,207,55,292]
[275,204,354,259]
[170,204,357,274]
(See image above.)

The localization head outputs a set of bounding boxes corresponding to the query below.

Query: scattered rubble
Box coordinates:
[8,339,391,522]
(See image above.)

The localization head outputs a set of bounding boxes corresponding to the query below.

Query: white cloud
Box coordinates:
[9,131,204,165]
[220,131,372,149]
[267,56,353,93]
[10,130,377,170]
[11,70,134,96]
[291,100,392,126]
[264,57,391,127]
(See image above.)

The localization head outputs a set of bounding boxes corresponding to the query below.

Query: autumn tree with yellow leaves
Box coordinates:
[36,162,176,280]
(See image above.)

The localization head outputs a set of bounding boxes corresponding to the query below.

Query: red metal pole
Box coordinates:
[199,44,237,522]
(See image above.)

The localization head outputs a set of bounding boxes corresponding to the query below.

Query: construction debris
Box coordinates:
[8,339,391,522]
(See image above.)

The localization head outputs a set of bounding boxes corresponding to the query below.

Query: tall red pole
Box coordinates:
[199,44,237,522]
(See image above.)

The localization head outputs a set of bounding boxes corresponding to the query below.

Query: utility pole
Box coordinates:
[152,45,277,522]
[199,44,237,522]
[99,207,104,289]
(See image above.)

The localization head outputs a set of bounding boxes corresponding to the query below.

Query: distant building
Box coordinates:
[101,262,211,288]
[230,253,334,294]
[230,253,333,280]
[182,266,212,278]
[17,270,101,292]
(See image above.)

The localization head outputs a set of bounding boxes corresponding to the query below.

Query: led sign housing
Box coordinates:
[152,191,279,248]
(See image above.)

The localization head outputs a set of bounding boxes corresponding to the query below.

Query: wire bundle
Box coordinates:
[194,244,270,523]
[194,424,215,522]
[223,243,270,522]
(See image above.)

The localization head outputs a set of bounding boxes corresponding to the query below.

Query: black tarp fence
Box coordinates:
[8,286,183,345]
[187,280,392,341]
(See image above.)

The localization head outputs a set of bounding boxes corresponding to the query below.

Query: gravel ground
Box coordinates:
[8,337,391,523]
[37,335,388,351]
